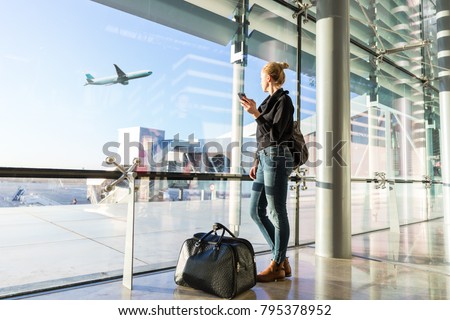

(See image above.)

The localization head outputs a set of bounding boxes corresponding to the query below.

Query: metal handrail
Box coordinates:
[0,167,123,179]
[1,166,443,185]
[0,167,251,181]
[291,175,442,185]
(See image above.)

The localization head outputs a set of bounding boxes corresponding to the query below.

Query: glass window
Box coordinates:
[0,0,237,170]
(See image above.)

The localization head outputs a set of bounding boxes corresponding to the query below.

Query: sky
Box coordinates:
[0,0,303,170]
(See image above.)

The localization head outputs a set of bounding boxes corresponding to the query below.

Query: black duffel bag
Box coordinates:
[174,222,256,299]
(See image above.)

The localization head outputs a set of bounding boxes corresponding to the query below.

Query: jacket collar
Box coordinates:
[261,88,289,108]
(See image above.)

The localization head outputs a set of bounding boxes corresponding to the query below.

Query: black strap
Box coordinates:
[213,222,236,238]
[195,223,236,249]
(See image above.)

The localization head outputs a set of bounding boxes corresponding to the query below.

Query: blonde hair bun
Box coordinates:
[279,62,289,69]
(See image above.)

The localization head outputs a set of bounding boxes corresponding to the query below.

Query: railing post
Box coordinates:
[104,157,140,290]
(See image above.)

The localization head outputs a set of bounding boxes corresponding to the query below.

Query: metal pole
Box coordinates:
[293,4,303,246]
[315,0,352,258]
[228,0,248,235]
[103,156,139,290]
[229,64,244,236]
[436,0,450,261]
[122,172,137,290]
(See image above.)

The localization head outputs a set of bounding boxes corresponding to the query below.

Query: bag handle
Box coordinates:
[213,222,236,238]
[195,222,236,248]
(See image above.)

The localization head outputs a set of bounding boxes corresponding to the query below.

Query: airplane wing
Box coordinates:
[114,64,127,78]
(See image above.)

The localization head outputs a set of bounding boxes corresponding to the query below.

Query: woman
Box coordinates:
[240,61,294,282]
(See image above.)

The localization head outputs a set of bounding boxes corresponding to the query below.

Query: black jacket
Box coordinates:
[255,88,294,153]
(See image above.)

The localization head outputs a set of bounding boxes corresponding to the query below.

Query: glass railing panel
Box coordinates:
[288,178,316,245]
[395,182,431,225]
[428,183,443,220]
[0,177,127,297]
[131,178,315,272]
[239,180,272,253]
[132,178,236,272]
[351,181,390,234]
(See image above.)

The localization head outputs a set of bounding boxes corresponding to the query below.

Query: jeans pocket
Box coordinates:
[264,154,277,169]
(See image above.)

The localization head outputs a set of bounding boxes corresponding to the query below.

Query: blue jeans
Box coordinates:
[249,145,293,264]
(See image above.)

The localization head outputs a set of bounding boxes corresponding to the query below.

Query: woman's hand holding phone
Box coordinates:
[239,93,260,119]
[238,92,246,100]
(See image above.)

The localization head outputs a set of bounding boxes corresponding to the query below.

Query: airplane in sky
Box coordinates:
[84,64,152,86]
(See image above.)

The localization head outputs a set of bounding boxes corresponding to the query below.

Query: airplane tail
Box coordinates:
[85,73,95,85]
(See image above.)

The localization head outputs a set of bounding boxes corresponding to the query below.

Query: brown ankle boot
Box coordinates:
[257,260,285,282]
[284,257,292,277]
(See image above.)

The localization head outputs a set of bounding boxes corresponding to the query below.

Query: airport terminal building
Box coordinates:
[1,0,450,300]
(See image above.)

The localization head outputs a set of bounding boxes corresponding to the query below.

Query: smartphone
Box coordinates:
[238,92,246,100]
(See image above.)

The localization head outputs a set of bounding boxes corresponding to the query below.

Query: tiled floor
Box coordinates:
[14,218,450,300]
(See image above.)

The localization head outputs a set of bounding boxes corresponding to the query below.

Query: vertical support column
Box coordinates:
[367,0,380,178]
[228,0,248,235]
[293,7,303,247]
[436,0,450,256]
[229,65,244,235]
[425,103,436,198]
[363,0,378,226]
[384,110,399,229]
[315,0,351,258]
[123,173,136,290]
[364,99,378,215]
